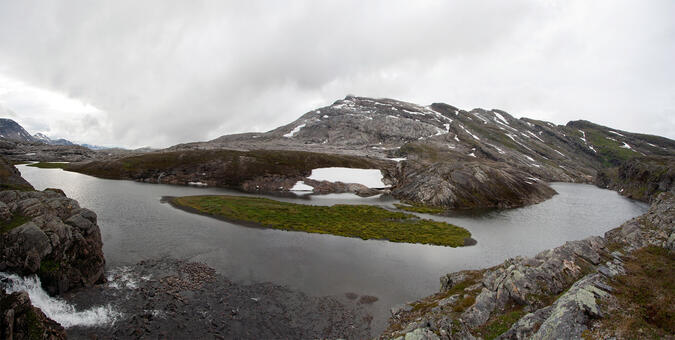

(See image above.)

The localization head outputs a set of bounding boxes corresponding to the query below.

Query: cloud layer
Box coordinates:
[0,0,673,148]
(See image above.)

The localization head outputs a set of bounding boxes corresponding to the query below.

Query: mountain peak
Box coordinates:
[0,118,35,142]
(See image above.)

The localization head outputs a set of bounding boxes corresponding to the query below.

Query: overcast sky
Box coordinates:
[0,1,673,148]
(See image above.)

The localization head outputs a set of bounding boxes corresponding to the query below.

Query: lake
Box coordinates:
[18,165,648,332]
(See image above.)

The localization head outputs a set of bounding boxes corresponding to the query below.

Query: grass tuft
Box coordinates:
[394,203,444,214]
[0,214,30,234]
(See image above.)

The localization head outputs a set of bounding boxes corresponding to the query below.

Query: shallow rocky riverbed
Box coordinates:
[65,259,373,339]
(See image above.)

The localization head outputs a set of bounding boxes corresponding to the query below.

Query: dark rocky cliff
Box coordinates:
[0,156,106,339]
[596,156,674,202]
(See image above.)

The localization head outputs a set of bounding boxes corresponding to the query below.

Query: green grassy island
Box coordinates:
[394,203,445,214]
[170,195,472,247]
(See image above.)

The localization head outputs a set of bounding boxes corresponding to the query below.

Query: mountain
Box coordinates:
[193,96,673,174]
[65,96,675,209]
[0,118,36,142]
[80,143,110,150]
[33,132,75,146]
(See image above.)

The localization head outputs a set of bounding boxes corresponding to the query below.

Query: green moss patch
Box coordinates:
[0,214,30,234]
[39,259,60,274]
[66,149,389,190]
[26,162,69,169]
[394,203,444,214]
[477,309,525,340]
[171,195,471,247]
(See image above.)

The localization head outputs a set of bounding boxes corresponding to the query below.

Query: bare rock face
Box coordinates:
[382,192,674,339]
[0,157,105,295]
[392,159,556,209]
[0,189,106,295]
[0,289,67,340]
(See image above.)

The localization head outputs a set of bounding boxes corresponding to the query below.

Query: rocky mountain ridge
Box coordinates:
[33,132,75,146]
[76,96,674,209]
[3,96,673,209]
[0,118,35,143]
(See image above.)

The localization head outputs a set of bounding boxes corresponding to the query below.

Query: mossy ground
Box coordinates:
[66,149,387,187]
[394,203,444,214]
[383,270,484,336]
[477,308,525,340]
[26,162,69,169]
[591,246,674,338]
[39,259,60,274]
[0,214,30,234]
[171,195,471,247]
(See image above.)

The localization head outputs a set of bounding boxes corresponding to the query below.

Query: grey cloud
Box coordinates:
[0,0,673,148]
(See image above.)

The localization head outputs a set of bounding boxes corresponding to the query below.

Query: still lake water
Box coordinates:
[19,165,648,332]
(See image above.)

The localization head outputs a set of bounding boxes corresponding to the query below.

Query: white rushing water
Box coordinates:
[0,272,120,328]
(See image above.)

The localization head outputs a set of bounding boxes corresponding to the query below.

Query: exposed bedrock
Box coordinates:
[391,160,557,209]
[596,156,674,202]
[0,157,105,295]
[382,192,674,339]
[0,289,67,340]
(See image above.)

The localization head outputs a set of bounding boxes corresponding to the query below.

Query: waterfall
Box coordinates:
[0,272,120,328]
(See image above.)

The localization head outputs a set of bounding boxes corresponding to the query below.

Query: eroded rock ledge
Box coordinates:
[0,189,106,295]
[0,156,106,339]
[381,192,674,339]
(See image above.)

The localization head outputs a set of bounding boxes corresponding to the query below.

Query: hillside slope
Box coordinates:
[25,96,675,209]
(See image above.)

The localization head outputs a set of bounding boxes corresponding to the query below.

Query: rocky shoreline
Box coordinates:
[381,192,674,339]
[64,258,373,340]
[0,156,106,339]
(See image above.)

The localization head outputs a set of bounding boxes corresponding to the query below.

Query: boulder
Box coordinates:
[0,289,67,340]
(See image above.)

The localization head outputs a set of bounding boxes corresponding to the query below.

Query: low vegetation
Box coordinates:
[394,203,444,214]
[592,246,674,338]
[477,309,526,340]
[66,149,389,188]
[26,162,69,169]
[0,214,30,234]
[170,195,472,247]
[383,270,485,336]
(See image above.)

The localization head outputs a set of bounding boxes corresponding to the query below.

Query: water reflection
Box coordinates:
[18,165,648,332]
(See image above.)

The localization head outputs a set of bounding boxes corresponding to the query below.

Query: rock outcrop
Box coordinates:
[381,192,674,339]
[0,289,67,340]
[0,189,106,294]
[65,149,394,194]
[392,158,556,209]
[0,157,105,295]
[596,156,674,202]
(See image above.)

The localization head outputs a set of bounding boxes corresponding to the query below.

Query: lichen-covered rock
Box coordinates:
[391,159,557,209]
[0,289,67,340]
[393,327,441,340]
[381,192,674,340]
[0,189,105,294]
[528,274,609,339]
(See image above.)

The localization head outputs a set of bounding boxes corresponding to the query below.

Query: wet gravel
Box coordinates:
[64,259,372,339]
